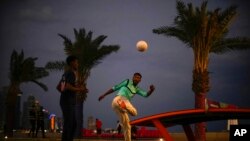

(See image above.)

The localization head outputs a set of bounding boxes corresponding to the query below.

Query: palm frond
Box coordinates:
[153,26,191,46]
[45,61,66,71]
[9,50,49,91]
[33,67,49,79]
[56,28,120,98]
[9,50,20,81]
[93,45,120,65]
[217,5,237,33]
[30,80,48,91]
[74,28,80,40]
[86,30,93,43]
[92,35,107,47]
[58,34,73,55]
[211,37,250,54]
[176,0,186,19]
[200,1,208,17]
[154,1,202,47]
[20,57,38,81]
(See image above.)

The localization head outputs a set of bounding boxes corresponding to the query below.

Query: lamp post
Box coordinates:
[14,91,22,130]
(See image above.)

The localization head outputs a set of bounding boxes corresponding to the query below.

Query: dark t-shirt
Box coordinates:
[60,70,77,105]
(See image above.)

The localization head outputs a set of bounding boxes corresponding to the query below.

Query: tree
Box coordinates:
[46,28,120,137]
[153,1,250,141]
[6,50,49,137]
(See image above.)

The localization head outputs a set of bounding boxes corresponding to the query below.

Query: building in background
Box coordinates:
[87,116,95,130]
[21,95,36,129]
[43,109,50,130]
[49,114,56,132]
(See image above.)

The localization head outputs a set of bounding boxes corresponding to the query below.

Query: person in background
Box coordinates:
[116,120,122,134]
[28,103,36,137]
[96,118,102,135]
[35,106,45,138]
[131,125,137,139]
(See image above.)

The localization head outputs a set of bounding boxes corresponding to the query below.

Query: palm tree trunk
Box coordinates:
[75,73,88,138]
[192,69,209,141]
[194,93,207,141]
[5,85,19,137]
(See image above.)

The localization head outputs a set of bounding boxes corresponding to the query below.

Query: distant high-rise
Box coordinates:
[87,116,95,130]
[21,95,36,129]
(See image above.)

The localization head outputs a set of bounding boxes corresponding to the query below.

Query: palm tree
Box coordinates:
[153,1,250,141]
[46,28,120,137]
[5,50,49,137]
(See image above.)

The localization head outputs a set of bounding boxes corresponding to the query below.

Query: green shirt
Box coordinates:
[112,79,148,101]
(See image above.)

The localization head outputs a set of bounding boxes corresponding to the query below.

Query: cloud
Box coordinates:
[19,6,57,22]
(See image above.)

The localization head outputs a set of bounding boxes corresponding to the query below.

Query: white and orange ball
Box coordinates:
[136,40,148,52]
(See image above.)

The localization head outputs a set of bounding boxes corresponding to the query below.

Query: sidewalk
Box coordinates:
[1,131,229,141]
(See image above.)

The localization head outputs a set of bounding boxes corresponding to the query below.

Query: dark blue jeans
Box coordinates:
[60,103,76,141]
[75,102,83,138]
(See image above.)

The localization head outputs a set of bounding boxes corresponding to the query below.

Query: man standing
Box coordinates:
[60,55,88,141]
[28,103,36,137]
[116,120,122,134]
[35,106,45,138]
[98,72,155,141]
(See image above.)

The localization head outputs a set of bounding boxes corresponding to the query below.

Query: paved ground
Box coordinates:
[1,131,229,141]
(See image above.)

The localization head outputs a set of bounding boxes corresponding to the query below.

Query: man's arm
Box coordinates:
[98,79,128,101]
[64,71,88,93]
[137,85,155,97]
[146,85,155,97]
[98,88,114,101]
[65,83,87,93]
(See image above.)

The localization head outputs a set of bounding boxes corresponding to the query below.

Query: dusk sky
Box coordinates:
[1,0,250,131]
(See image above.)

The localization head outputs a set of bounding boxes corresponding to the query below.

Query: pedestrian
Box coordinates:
[28,103,36,137]
[96,118,102,135]
[35,106,45,138]
[131,125,137,139]
[60,55,88,141]
[98,72,155,141]
[116,120,122,134]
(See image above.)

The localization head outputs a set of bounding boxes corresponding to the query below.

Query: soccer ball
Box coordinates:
[136,40,148,52]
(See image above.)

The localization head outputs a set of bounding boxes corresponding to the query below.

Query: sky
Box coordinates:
[1,0,250,131]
